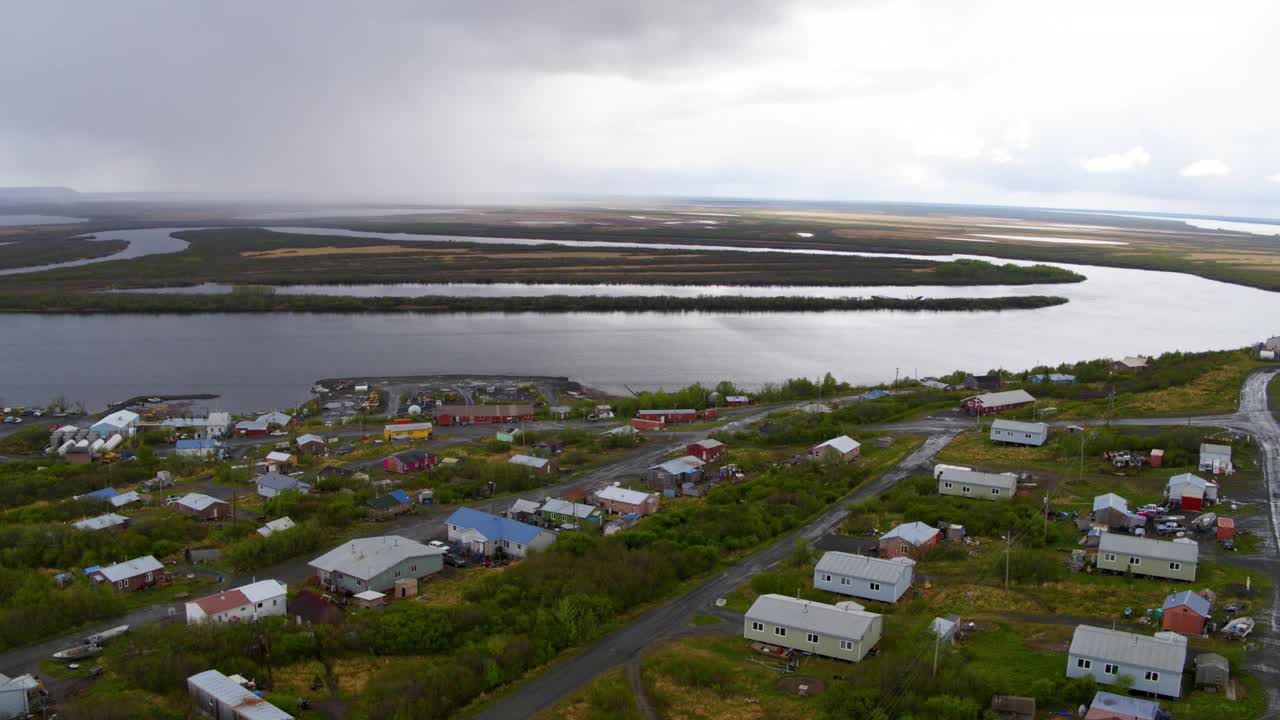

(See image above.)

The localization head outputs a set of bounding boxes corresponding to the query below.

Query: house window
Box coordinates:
[751,621,764,632]
[962,486,971,494]
[1076,658,1092,670]
[411,565,417,572]
[1104,663,1118,675]
[823,574,832,582]
[272,599,278,606]
[1145,671,1160,682]
[991,488,1001,495]
[774,627,787,638]
[1129,557,1141,566]
[1025,434,1032,439]
[840,640,854,651]
[869,582,881,591]
[806,633,819,643]
[517,544,525,550]
[116,580,125,589]
[840,577,851,586]
[1169,562,1181,571]
[1104,553,1116,562]
[943,481,953,489]
[257,602,264,608]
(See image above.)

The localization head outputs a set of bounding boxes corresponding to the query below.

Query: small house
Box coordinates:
[1092,493,1146,531]
[174,493,230,521]
[963,374,1003,391]
[257,517,296,537]
[367,489,414,520]
[383,421,433,441]
[187,670,294,720]
[81,487,120,504]
[686,439,725,462]
[1161,590,1211,635]
[308,536,444,594]
[383,449,435,474]
[1199,443,1233,475]
[175,438,222,458]
[937,469,1017,501]
[206,411,231,438]
[813,551,915,603]
[628,417,664,431]
[91,555,164,592]
[186,579,288,624]
[495,427,523,443]
[878,521,939,559]
[989,419,1049,447]
[507,498,542,523]
[1111,355,1151,373]
[352,590,387,609]
[109,490,142,509]
[234,419,270,437]
[594,485,661,516]
[1148,448,1164,467]
[960,389,1035,416]
[744,594,883,662]
[1084,690,1162,720]
[446,507,556,559]
[295,434,326,455]
[1165,473,1218,510]
[646,456,705,491]
[256,472,312,499]
[725,395,751,407]
[0,673,39,720]
[264,451,296,472]
[1097,533,1198,581]
[73,513,129,532]
[1068,625,1186,698]
[539,498,604,528]
[1194,653,1229,690]
[809,435,861,463]
[509,453,556,475]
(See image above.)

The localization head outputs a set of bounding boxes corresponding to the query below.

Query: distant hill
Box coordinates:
[0,186,80,203]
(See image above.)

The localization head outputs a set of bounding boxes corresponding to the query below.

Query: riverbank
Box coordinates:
[0,292,1069,315]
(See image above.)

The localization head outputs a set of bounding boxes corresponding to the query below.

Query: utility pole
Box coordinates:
[1004,529,1012,592]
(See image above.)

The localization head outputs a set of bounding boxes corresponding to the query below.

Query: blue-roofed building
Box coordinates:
[175,438,222,458]
[366,489,415,520]
[860,389,891,400]
[82,487,120,503]
[446,507,556,559]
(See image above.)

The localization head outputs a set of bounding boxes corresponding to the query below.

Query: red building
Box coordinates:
[637,409,698,424]
[701,408,720,420]
[878,521,940,559]
[1217,517,1234,541]
[174,493,230,521]
[1161,591,1210,635]
[686,439,726,463]
[725,395,751,407]
[629,417,664,431]
[434,404,534,426]
[90,555,165,592]
[383,449,435,474]
[960,389,1036,416]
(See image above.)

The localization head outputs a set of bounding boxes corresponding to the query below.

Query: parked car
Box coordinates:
[428,540,449,550]
[1137,504,1162,514]
[444,554,467,568]
[1156,522,1187,534]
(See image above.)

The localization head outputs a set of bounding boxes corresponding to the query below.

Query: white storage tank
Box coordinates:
[89,438,106,455]
[103,434,124,452]
[57,440,75,456]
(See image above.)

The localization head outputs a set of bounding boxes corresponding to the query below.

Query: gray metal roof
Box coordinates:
[881,521,938,546]
[1093,493,1129,512]
[509,454,550,469]
[814,435,860,454]
[1196,652,1228,671]
[991,419,1049,433]
[970,389,1035,406]
[1070,625,1187,672]
[746,594,880,641]
[1099,533,1199,563]
[1089,691,1160,720]
[815,551,913,584]
[188,670,294,720]
[257,473,310,491]
[99,555,163,582]
[1200,443,1231,458]
[309,536,443,581]
[692,438,724,449]
[73,513,128,531]
[937,469,1017,491]
[177,492,226,511]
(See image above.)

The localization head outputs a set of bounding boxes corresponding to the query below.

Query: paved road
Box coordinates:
[472,431,959,719]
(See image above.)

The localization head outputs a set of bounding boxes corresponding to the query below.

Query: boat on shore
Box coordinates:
[52,644,102,661]
[84,624,129,645]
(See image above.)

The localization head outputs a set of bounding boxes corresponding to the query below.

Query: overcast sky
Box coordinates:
[2,1,1278,216]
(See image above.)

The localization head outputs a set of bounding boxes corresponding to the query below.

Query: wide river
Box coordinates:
[2,226,1278,411]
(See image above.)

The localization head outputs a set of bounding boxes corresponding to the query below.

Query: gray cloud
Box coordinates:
[0,1,1277,216]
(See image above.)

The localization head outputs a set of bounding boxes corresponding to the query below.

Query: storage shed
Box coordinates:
[989,419,1049,447]
[960,389,1035,416]
[1160,590,1211,635]
[1194,652,1229,689]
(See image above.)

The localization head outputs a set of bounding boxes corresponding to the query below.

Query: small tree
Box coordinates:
[790,538,814,567]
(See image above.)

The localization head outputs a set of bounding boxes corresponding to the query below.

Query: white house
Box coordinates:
[1067,625,1187,698]
[813,551,915,603]
[744,594,883,662]
[937,468,1017,500]
[446,507,556,559]
[989,419,1049,447]
[1198,443,1233,475]
[257,516,297,537]
[1165,473,1218,505]
[206,411,231,438]
[108,490,142,509]
[0,673,39,720]
[809,435,861,463]
[185,579,288,624]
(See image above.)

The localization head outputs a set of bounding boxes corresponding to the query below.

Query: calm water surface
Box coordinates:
[2,226,1279,410]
